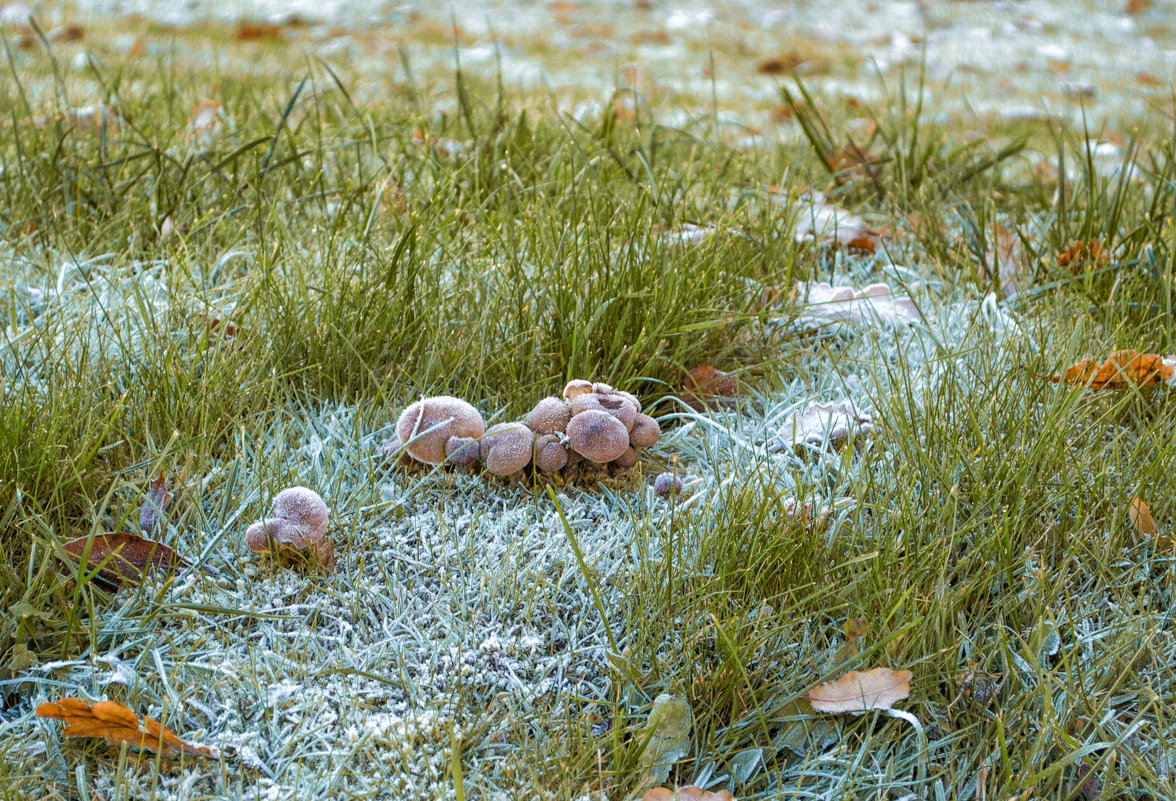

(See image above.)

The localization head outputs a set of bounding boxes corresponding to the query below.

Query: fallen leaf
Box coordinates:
[807,667,912,714]
[756,54,802,75]
[139,473,174,535]
[36,697,219,758]
[62,531,192,589]
[683,365,738,409]
[657,223,731,246]
[1129,497,1158,535]
[638,694,692,788]
[643,787,734,801]
[1057,238,1107,273]
[46,24,84,43]
[1077,762,1100,800]
[833,617,869,665]
[235,23,283,42]
[793,281,921,332]
[788,191,874,249]
[771,400,872,453]
[1051,350,1176,389]
[187,99,222,147]
[982,224,1029,298]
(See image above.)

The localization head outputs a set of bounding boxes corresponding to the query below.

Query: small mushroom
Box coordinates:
[563,379,594,401]
[534,433,569,474]
[245,487,333,568]
[570,393,637,431]
[614,389,642,413]
[612,446,638,469]
[396,396,485,465]
[591,381,615,395]
[629,413,661,449]
[525,397,572,435]
[445,435,480,467]
[480,423,535,476]
[378,433,413,466]
[653,473,683,498]
[566,409,630,463]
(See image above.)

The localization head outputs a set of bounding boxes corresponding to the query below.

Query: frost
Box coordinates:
[793,281,922,332]
[772,400,873,452]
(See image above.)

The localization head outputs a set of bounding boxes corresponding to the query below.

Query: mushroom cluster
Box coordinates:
[245,487,333,569]
[383,381,662,481]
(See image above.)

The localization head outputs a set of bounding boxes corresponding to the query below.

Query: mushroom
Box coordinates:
[629,413,661,449]
[612,446,638,470]
[378,433,413,466]
[566,409,629,463]
[396,396,485,465]
[534,433,569,474]
[653,473,683,498]
[571,393,638,431]
[525,397,572,435]
[445,436,480,467]
[480,422,535,476]
[562,379,594,401]
[614,389,642,413]
[591,381,614,395]
[245,487,333,568]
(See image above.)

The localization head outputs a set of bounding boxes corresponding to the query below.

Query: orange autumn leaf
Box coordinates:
[1129,497,1158,535]
[1057,238,1107,273]
[643,787,735,801]
[683,365,739,410]
[36,697,219,758]
[62,531,192,590]
[807,667,912,714]
[1051,350,1174,389]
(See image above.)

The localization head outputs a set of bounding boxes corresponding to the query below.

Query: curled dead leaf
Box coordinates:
[683,365,738,410]
[1129,497,1158,535]
[36,697,219,758]
[643,787,735,801]
[807,666,912,714]
[139,473,174,535]
[1057,238,1107,273]
[1051,350,1175,389]
[61,531,193,590]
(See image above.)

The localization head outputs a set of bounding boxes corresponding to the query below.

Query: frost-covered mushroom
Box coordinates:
[591,382,614,395]
[614,389,642,413]
[534,433,569,474]
[445,436,480,467]
[566,409,629,463]
[654,473,683,498]
[480,423,534,477]
[396,396,485,465]
[245,487,333,568]
[525,397,572,435]
[563,380,594,401]
[613,446,638,470]
[571,393,637,431]
[629,414,661,449]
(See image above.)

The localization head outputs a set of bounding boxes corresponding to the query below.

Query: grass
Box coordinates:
[3,9,1176,800]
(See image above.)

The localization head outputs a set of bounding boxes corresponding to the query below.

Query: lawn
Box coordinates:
[3,3,1176,799]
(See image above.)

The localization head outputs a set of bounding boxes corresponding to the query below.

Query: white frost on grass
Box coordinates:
[793,280,922,332]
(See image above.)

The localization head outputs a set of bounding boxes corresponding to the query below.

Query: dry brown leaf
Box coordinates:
[37,698,218,757]
[807,667,912,714]
[1057,238,1107,273]
[983,224,1029,298]
[1051,350,1175,389]
[683,365,738,410]
[756,54,802,75]
[62,531,192,590]
[1129,497,1158,535]
[643,787,735,801]
[235,23,283,42]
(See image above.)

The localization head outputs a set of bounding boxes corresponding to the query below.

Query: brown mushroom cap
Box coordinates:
[396,396,485,465]
[270,487,329,540]
[613,446,638,469]
[481,423,535,476]
[591,381,615,395]
[654,472,683,498]
[534,433,569,474]
[445,435,480,467]
[566,409,629,463]
[629,413,661,449]
[570,393,637,431]
[245,518,308,552]
[525,397,572,435]
[614,390,642,413]
[562,379,594,401]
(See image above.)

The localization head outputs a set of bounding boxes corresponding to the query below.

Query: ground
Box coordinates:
[2,1,1176,799]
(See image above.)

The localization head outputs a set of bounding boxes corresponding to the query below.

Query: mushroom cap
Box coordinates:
[245,518,308,552]
[270,487,329,540]
[525,397,572,435]
[653,472,683,498]
[591,382,615,395]
[566,409,630,463]
[445,435,480,467]
[562,380,594,401]
[629,413,661,449]
[396,396,485,465]
[613,446,638,469]
[534,433,569,473]
[614,390,642,413]
[379,434,404,459]
[571,393,637,431]
[481,422,535,476]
